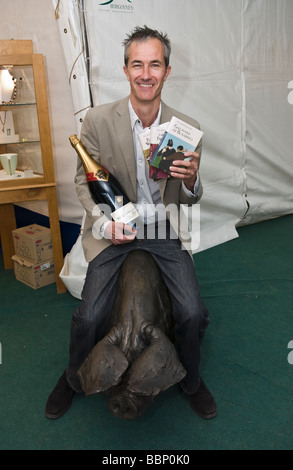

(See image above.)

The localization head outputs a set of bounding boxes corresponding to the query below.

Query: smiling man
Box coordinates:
[123,34,171,125]
[45,25,217,421]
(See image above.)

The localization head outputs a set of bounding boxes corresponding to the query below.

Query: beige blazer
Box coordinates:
[75,96,203,262]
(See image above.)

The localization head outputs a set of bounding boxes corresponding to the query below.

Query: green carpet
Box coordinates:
[1,215,293,450]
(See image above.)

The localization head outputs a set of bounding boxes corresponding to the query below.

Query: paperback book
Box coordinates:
[138,122,169,180]
[138,127,151,168]
[150,116,203,179]
[149,122,169,180]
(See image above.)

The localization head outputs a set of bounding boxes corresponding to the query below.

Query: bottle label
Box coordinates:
[111,201,139,224]
[86,168,109,182]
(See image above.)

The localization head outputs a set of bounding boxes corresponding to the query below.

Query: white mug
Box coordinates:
[0,153,18,175]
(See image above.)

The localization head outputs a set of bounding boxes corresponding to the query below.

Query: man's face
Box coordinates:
[123,38,171,106]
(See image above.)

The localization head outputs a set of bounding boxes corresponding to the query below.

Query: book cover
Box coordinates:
[138,128,151,168]
[149,122,169,180]
[138,123,169,180]
[150,116,203,178]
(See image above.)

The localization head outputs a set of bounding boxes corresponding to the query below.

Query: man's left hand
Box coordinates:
[169,151,200,192]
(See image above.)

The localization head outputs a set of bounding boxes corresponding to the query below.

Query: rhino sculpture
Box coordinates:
[77,249,186,420]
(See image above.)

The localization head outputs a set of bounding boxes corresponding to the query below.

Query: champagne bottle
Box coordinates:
[69,134,138,228]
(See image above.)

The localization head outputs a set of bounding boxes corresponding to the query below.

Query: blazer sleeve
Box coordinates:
[74,108,110,235]
[180,175,203,205]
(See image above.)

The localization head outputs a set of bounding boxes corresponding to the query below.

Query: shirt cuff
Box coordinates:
[182,176,200,197]
[100,220,111,238]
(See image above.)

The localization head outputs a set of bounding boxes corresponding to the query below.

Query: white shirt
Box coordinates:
[129,100,199,225]
[129,101,166,225]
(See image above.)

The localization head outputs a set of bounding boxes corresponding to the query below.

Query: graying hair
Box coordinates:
[122,25,171,68]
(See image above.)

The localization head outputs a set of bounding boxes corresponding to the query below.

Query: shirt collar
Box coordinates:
[128,99,162,130]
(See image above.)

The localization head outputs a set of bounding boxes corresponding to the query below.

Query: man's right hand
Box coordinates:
[104,221,136,245]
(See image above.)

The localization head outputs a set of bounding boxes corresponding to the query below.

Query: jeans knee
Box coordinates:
[174,302,209,332]
[72,303,97,330]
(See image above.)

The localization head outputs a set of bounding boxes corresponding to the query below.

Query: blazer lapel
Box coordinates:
[114,97,137,201]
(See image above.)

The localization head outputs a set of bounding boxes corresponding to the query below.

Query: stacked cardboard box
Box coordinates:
[12,224,56,289]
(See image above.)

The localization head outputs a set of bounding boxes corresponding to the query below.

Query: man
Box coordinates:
[45,25,217,420]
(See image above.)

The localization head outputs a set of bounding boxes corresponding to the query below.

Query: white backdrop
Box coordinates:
[1,0,293,254]
[52,0,293,252]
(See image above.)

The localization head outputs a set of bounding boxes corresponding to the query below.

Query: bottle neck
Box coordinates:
[70,135,109,182]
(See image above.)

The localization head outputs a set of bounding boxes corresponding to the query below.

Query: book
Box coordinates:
[138,128,151,168]
[150,116,203,179]
[149,122,169,180]
[138,122,169,180]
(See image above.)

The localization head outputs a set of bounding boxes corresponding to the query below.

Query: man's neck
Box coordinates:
[130,97,161,128]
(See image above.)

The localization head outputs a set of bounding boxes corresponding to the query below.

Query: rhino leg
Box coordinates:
[127,322,186,396]
[77,325,128,396]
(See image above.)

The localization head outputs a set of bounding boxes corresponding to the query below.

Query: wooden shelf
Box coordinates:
[0,40,66,293]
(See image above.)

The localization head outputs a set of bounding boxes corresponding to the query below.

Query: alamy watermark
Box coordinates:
[91,201,201,251]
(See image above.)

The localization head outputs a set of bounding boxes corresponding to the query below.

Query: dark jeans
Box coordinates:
[66,228,209,394]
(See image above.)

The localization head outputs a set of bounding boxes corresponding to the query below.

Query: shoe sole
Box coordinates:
[45,402,72,420]
[194,408,218,419]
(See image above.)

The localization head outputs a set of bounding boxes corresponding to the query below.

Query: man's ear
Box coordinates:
[123,65,130,81]
[164,65,171,82]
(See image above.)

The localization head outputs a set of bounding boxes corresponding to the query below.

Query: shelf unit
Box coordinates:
[0,39,65,293]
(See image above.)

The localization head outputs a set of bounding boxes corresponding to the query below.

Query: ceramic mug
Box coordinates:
[0,153,18,175]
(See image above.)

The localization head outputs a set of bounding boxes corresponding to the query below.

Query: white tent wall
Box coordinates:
[243,1,293,225]
[52,0,293,252]
[1,0,293,254]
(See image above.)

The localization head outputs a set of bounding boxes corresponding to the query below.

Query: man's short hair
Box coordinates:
[122,25,171,68]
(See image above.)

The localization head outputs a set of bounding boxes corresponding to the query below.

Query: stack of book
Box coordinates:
[138,116,203,181]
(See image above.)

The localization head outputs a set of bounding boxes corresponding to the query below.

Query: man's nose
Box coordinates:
[141,66,151,79]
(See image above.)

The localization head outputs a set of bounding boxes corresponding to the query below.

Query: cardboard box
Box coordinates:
[12,224,53,263]
[12,255,56,289]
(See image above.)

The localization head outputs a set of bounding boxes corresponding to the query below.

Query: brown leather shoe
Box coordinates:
[45,371,75,419]
[189,379,217,419]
